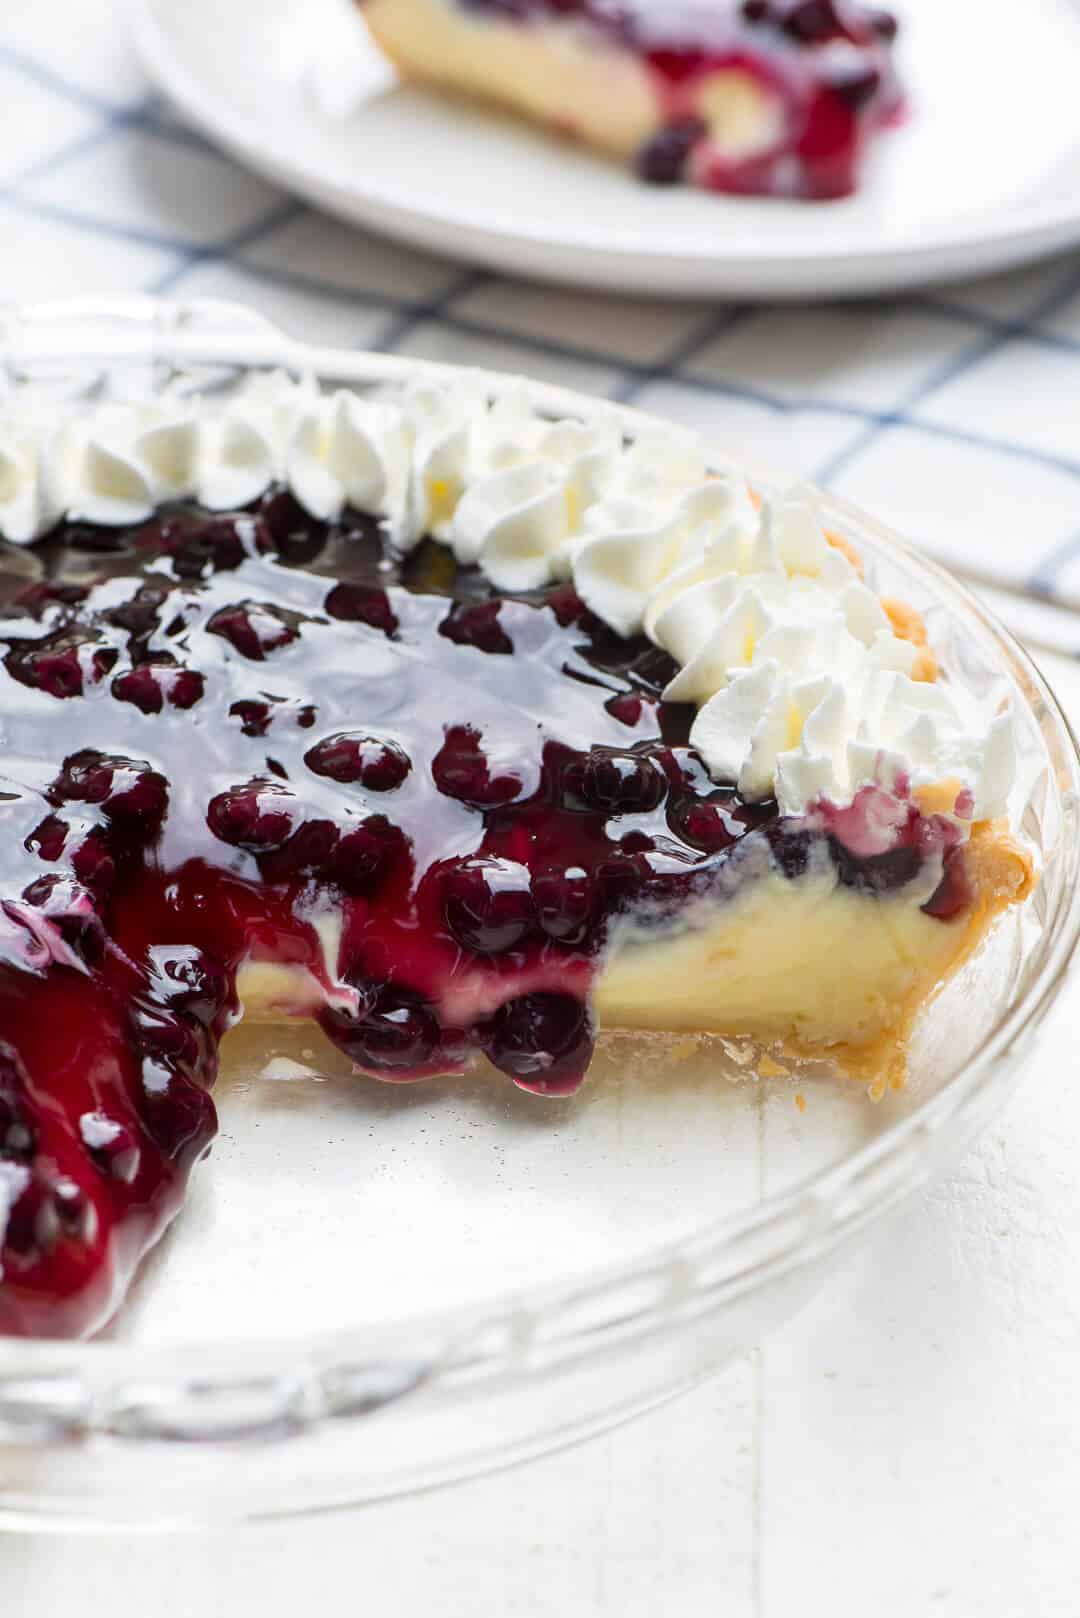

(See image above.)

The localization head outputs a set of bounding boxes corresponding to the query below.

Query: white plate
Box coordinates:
[135,0,1080,299]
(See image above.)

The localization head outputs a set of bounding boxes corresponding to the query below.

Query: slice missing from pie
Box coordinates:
[0,374,1031,1336]
[356,0,905,200]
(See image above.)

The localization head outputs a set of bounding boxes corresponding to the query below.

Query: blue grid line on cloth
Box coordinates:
[147,200,311,297]
[6,93,164,193]
[0,41,129,115]
[0,42,216,150]
[895,293,1080,367]
[1029,529,1080,598]
[371,267,494,354]
[4,33,1080,603]
[0,192,223,257]
[609,305,754,404]
[816,258,1080,488]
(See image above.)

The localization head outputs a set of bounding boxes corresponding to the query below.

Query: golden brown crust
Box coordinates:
[822,536,937,680]
[825,529,865,577]
[852,822,1035,1099]
[881,596,939,682]
[967,819,1036,908]
[913,778,964,817]
[657,821,1035,1102]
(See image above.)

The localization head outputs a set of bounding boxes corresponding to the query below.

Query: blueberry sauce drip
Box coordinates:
[0,492,947,1336]
[454,0,902,200]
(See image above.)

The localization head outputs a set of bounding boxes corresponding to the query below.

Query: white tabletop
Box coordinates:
[3,4,1080,1612]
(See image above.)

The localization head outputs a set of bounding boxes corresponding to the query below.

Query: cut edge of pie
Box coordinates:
[235,806,1034,1103]
[356,0,905,201]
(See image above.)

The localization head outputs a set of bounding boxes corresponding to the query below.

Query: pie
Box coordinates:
[356,0,905,200]
[0,374,1032,1336]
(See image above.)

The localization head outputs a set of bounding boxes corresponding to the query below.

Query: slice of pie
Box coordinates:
[356,0,905,200]
[0,375,1031,1336]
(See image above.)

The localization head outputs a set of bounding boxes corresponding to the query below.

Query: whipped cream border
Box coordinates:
[0,373,1015,822]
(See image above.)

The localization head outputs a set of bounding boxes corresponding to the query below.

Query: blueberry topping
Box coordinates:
[432,725,524,808]
[208,603,297,660]
[69,830,117,895]
[158,514,263,578]
[146,946,228,1025]
[830,839,921,894]
[767,823,813,880]
[323,987,440,1075]
[258,489,328,562]
[26,814,69,863]
[781,0,840,42]
[636,118,707,185]
[207,783,296,851]
[670,798,741,855]
[922,848,971,920]
[7,639,113,700]
[324,583,398,636]
[439,599,514,655]
[55,751,168,838]
[535,865,594,944]
[259,817,342,883]
[482,993,594,1095]
[21,874,105,959]
[4,1179,60,1263]
[50,1178,95,1242]
[827,63,882,109]
[444,857,535,954]
[139,1066,217,1163]
[332,818,400,895]
[305,734,411,792]
[113,663,204,713]
[81,1113,141,1185]
[0,1047,36,1164]
[868,8,898,42]
[581,748,667,815]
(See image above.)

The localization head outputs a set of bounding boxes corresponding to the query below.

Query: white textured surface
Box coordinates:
[2,3,1080,1609]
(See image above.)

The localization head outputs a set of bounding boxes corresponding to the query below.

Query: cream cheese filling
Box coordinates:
[592,865,959,1053]
[233,864,967,1082]
[362,0,659,157]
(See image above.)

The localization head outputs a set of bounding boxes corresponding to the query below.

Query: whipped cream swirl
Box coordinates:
[0,374,1016,822]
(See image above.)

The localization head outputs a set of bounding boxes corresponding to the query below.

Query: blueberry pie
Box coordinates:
[357,0,905,200]
[0,374,1031,1336]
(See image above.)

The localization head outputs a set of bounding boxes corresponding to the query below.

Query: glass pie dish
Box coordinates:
[0,296,1077,1533]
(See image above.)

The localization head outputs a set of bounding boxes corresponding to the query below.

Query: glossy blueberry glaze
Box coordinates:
[0,492,949,1336]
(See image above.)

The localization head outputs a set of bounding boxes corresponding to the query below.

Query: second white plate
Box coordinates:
[134,0,1080,300]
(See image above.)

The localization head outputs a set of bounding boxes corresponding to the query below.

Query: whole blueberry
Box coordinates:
[444,858,535,954]
[482,993,593,1095]
[636,118,707,186]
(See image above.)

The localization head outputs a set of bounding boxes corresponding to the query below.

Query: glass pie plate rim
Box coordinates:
[0,296,1077,1487]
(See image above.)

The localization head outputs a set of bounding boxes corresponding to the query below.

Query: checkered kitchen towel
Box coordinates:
[3,0,1080,655]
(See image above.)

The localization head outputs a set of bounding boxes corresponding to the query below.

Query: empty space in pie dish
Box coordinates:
[0,304,1076,1527]
[107,919,1028,1349]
